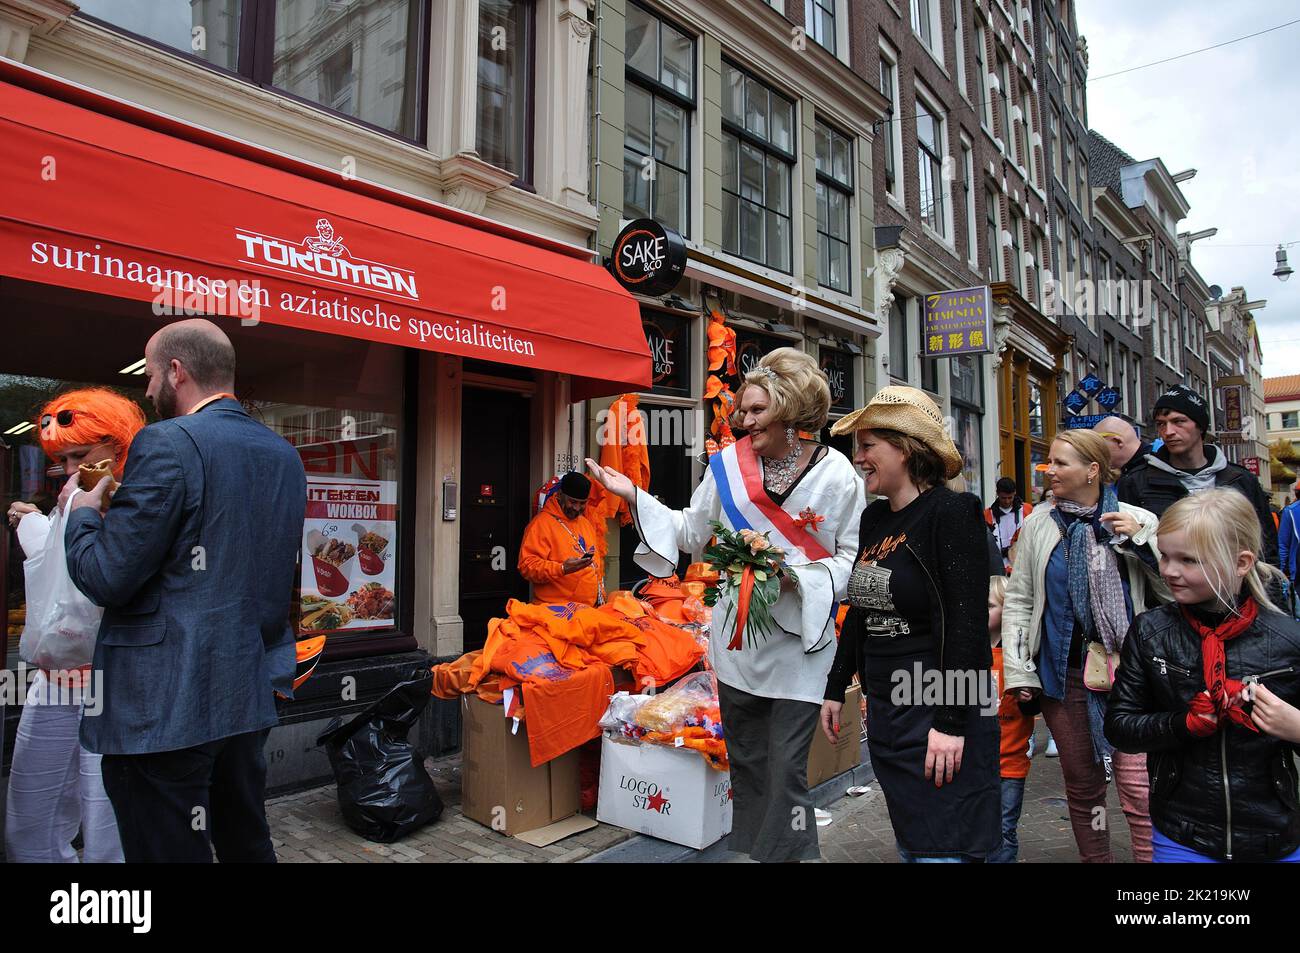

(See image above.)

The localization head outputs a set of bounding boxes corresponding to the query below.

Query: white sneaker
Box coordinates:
[1026,734,1037,759]
[1046,737,1059,758]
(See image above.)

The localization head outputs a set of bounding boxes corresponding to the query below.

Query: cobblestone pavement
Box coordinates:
[814,721,1137,863]
[268,752,633,863]
[270,723,1138,863]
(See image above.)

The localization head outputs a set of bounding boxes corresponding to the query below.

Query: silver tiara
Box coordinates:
[752,365,779,386]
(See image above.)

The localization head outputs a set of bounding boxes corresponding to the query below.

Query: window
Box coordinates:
[78,0,427,141]
[1034,233,1046,311]
[953,0,968,96]
[912,0,941,62]
[624,3,694,234]
[890,295,910,383]
[879,42,903,201]
[1009,212,1023,294]
[1082,246,1093,330]
[722,61,795,272]
[985,185,1002,282]
[1019,80,1035,181]
[1078,154,1090,215]
[920,307,940,392]
[975,23,993,130]
[478,0,536,179]
[1099,252,1112,317]
[1064,134,1075,206]
[963,139,978,266]
[916,89,949,240]
[1133,356,1143,420]
[1049,107,1062,183]
[996,51,1013,149]
[805,0,836,52]
[1284,411,1299,429]
[1070,227,1081,311]
[1054,210,1067,308]
[1045,19,1057,74]
[815,120,853,293]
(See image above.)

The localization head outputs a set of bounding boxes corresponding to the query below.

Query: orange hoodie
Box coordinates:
[517,494,606,606]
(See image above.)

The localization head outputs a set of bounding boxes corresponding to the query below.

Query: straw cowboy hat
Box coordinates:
[830,385,963,480]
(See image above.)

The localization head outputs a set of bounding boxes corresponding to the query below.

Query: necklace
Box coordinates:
[762,437,804,494]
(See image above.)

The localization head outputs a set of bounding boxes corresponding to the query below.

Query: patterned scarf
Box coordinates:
[1180,596,1259,737]
[1052,486,1130,654]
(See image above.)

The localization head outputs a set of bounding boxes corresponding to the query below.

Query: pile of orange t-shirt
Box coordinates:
[431,595,704,766]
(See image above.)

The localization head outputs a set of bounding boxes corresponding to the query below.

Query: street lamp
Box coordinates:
[1275,245,1294,282]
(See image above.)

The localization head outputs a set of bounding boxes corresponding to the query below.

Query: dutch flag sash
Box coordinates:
[709,436,832,564]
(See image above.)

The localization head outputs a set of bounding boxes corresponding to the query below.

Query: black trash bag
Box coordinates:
[316,674,443,843]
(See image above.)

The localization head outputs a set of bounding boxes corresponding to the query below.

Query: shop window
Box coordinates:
[815,120,853,294]
[0,286,410,671]
[640,310,693,397]
[477,0,536,183]
[624,3,694,234]
[77,0,428,142]
[722,61,796,273]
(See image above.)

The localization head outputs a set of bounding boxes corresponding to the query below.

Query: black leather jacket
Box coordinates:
[1105,603,1300,861]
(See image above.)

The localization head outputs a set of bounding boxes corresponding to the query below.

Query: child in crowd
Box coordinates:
[988,576,1034,863]
[1106,489,1300,862]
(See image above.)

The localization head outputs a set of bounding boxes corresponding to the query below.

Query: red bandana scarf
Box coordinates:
[1178,596,1259,737]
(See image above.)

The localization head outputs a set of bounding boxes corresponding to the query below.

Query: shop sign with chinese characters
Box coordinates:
[923,286,991,357]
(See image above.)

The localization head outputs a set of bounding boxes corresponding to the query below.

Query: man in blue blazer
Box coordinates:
[66,318,306,863]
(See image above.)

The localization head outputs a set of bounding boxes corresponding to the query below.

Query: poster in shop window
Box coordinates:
[299,475,397,634]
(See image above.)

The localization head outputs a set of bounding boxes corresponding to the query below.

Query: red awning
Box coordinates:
[0,65,650,399]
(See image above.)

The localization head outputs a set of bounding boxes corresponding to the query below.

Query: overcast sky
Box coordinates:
[1076,0,1300,379]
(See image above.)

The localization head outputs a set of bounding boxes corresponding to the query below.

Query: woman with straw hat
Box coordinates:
[820,385,1000,861]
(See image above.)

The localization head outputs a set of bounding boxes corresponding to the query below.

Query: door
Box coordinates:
[458,387,531,652]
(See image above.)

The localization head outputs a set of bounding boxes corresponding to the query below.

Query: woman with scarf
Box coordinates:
[1001,429,1165,862]
[586,347,863,863]
[1106,489,1300,862]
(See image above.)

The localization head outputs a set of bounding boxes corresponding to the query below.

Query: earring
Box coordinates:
[785,426,798,450]
[1087,476,1094,485]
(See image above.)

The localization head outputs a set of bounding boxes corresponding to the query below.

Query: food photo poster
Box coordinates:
[299,476,397,634]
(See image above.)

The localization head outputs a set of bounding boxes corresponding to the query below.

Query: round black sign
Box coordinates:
[609,219,687,296]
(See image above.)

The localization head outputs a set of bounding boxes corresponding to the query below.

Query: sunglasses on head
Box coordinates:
[40,409,76,431]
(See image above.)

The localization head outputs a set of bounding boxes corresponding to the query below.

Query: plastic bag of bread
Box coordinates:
[631,672,717,732]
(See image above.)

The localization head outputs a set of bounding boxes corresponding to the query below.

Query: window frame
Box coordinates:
[623,0,696,235]
[911,0,943,66]
[974,21,993,131]
[996,49,1013,153]
[76,0,434,146]
[962,137,978,268]
[476,0,538,187]
[721,59,798,274]
[814,118,855,295]
[879,38,904,205]
[914,82,952,243]
[805,0,837,54]
[952,0,968,97]
[1009,210,1023,295]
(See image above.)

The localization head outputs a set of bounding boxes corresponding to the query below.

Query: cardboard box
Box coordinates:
[460,694,580,836]
[597,733,733,850]
[807,683,862,787]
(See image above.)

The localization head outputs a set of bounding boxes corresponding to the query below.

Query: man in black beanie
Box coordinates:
[1117,383,1277,565]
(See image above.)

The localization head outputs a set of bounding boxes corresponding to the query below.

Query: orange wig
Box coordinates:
[37,388,147,479]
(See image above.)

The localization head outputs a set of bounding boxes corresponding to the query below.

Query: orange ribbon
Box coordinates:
[729,565,756,651]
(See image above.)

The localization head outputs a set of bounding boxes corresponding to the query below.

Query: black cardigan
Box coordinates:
[824,486,993,736]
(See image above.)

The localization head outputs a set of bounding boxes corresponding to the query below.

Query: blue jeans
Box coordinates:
[987,776,1026,864]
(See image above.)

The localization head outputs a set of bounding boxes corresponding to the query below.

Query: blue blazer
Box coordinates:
[66,398,306,755]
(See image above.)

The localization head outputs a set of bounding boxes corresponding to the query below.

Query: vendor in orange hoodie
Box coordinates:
[518,471,606,606]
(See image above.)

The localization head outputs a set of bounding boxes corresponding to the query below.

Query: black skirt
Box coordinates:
[863,651,1001,859]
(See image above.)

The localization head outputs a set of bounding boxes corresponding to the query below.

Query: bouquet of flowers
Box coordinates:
[702,521,797,651]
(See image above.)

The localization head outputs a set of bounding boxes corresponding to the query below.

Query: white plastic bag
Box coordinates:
[20,502,102,669]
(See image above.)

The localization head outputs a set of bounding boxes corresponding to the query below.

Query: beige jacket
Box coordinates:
[1000,501,1169,693]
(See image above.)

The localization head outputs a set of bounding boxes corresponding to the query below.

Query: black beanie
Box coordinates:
[559,471,591,500]
[1153,384,1210,433]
